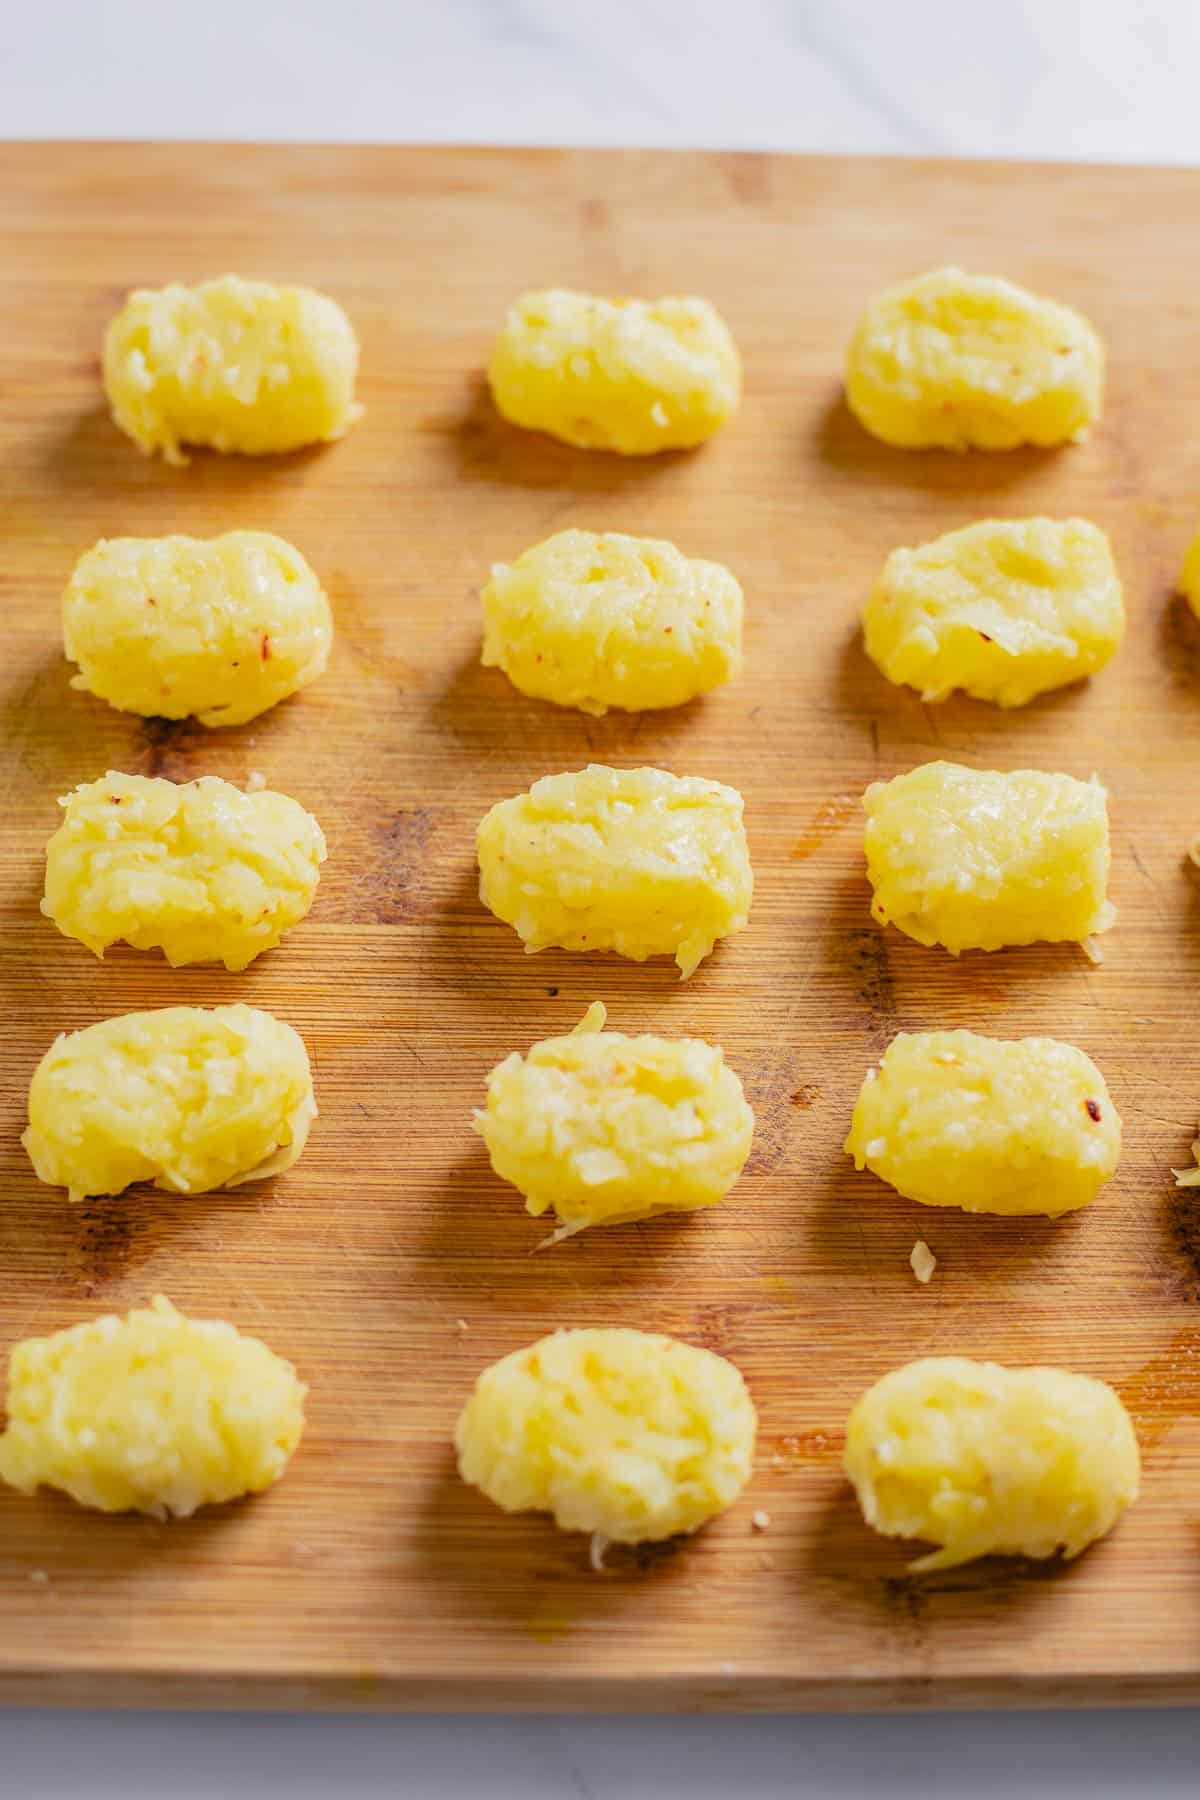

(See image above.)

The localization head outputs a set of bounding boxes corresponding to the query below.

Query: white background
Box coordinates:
[4,1,1200,1793]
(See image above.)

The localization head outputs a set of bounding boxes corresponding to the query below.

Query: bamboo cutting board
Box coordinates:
[1,143,1199,1713]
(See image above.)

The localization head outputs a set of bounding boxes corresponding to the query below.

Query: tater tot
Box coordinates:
[844,1357,1140,1571]
[845,267,1103,450]
[488,289,740,453]
[103,274,361,463]
[475,1001,754,1238]
[864,518,1124,707]
[476,763,753,978]
[0,1296,305,1517]
[62,531,332,727]
[23,1004,316,1203]
[481,528,743,715]
[42,771,326,970]
[862,761,1114,954]
[845,1030,1120,1216]
[456,1328,757,1543]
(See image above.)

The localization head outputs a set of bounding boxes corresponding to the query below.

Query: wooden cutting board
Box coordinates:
[2,142,1199,1713]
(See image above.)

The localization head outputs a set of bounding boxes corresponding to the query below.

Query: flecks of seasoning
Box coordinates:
[791,1084,819,1110]
[146,595,157,606]
[1085,1098,1102,1122]
[261,633,271,661]
[977,630,992,642]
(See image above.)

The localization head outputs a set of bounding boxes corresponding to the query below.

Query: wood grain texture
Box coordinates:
[1,143,1199,1713]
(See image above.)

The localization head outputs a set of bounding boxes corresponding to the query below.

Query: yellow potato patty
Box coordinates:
[23,1004,315,1202]
[864,517,1123,707]
[862,761,1113,954]
[0,1296,305,1517]
[103,274,360,463]
[63,531,332,727]
[845,266,1103,450]
[42,770,326,970]
[481,528,743,715]
[488,289,740,453]
[476,764,753,977]
[845,1030,1120,1216]
[456,1328,756,1542]
[844,1357,1139,1571]
[476,1001,754,1237]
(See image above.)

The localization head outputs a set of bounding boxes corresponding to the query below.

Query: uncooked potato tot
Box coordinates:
[845,267,1103,450]
[845,1029,1120,1216]
[475,1001,754,1240]
[42,770,326,970]
[103,275,361,463]
[63,531,332,727]
[481,528,743,715]
[456,1328,757,1543]
[23,1004,316,1203]
[476,763,753,978]
[0,1296,306,1517]
[863,761,1114,954]
[844,1357,1140,1572]
[864,518,1124,706]
[488,289,741,453]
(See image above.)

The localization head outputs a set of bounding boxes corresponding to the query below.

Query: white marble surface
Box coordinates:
[4,0,1200,1793]
[4,0,1200,162]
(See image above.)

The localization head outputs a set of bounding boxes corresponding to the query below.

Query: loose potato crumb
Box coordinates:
[488,289,740,454]
[864,518,1124,707]
[751,1509,771,1532]
[476,764,752,977]
[863,761,1114,954]
[845,266,1103,450]
[42,771,326,970]
[910,1241,937,1283]
[22,1004,315,1202]
[63,532,332,728]
[103,275,361,463]
[0,1296,305,1517]
[475,1002,753,1235]
[246,769,267,792]
[456,1328,756,1543]
[844,1357,1139,1571]
[482,529,743,715]
[847,1030,1121,1216]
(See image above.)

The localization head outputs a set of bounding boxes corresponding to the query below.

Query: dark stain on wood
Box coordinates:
[361,806,436,923]
[69,1199,136,1295]
[140,716,198,782]
[847,927,896,1035]
[720,151,771,206]
[579,196,609,231]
